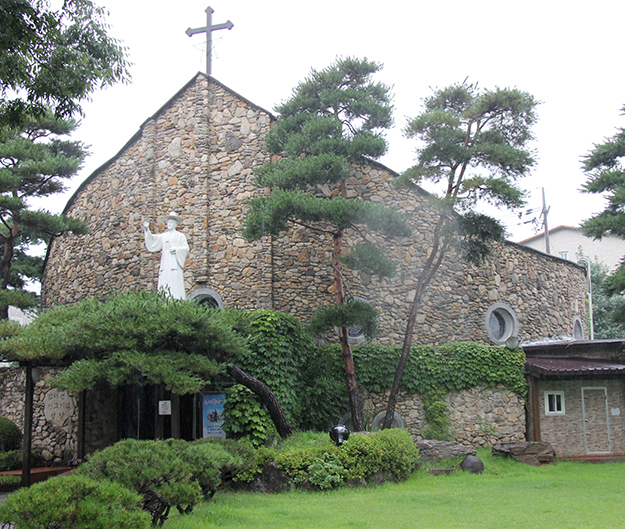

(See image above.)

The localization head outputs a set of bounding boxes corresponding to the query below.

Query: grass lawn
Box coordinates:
[163,449,625,529]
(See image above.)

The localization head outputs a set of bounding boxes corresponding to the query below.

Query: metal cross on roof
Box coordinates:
[185,6,233,76]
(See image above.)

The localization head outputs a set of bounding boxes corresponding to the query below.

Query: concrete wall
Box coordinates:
[520,226,625,272]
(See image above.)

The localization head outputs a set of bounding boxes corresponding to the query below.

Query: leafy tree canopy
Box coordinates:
[0,111,88,318]
[0,0,130,127]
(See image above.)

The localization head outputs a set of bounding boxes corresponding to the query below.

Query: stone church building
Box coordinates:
[41,73,589,348]
[0,73,596,465]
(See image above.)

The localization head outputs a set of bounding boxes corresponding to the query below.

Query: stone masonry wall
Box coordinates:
[365,385,526,446]
[0,367,78,462]
[270,163,589,345]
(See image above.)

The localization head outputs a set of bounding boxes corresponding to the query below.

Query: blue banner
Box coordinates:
[202,394,226,439]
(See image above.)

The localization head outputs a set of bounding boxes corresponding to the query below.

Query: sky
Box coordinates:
[50,0,625,243]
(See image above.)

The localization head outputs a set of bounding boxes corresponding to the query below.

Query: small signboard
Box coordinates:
[203,394,226,439]
[158,400,172,416]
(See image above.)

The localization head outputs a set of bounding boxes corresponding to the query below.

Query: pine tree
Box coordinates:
[581,105,625,323]
[382,81,538,428]
[0,112,88,318]
[243,57,410,431]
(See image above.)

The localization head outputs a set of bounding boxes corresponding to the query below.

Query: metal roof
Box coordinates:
[526,357,625,377]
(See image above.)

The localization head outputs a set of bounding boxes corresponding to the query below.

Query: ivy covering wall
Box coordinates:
[231,311,527,436]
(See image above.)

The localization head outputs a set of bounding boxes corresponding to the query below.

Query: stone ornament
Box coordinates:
[143,212,189,299]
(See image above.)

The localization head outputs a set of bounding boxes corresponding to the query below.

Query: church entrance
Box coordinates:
[116,384,202,441]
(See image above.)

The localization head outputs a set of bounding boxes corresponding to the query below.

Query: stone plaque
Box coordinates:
[43,389,75,429]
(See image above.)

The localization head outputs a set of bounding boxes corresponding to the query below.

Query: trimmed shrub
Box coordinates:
[167,439,237,498]
[0,417,21,452]
[0,473,151,529]
[272,430,419,488]
[78,439,201,526]
[338,429,419,482]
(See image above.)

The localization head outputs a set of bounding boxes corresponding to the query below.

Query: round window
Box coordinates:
[485,303,518,345]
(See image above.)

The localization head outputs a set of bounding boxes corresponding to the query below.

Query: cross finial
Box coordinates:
[185,6,233,76]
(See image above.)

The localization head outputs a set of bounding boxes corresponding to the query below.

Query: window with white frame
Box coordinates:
[559,251,569,260]
[544,391,565,415]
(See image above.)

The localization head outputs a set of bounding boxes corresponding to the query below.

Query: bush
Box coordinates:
[0,473,151,529]
[0,450,21,472]
[337,429,419,482]
[0,417,21,452]
[214,438,277,484]
[273,430,418,488]
[308,452,346,490]
[167,439,237,498]
[78,439,201,526]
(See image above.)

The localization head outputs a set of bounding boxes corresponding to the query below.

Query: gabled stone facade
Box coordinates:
[42,73,589,347]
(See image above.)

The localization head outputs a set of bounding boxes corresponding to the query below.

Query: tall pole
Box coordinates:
[542,187,551,254]
[186,6,234,76]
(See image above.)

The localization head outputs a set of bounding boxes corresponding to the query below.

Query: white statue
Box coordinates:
[143,212,189,299]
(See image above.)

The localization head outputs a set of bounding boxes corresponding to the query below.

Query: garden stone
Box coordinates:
[250,462,291,493]
[460,455,484,474]
[416,440,477,462]
[492,441,556,466]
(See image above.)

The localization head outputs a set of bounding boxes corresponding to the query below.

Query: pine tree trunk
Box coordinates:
[382,216,447,430]
[225,363,294,438]
[333,215,365,432]
[0,225,17,320]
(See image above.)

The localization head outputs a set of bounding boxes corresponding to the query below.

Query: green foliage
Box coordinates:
[0,112,89,317]
[230,310,313,426]
[0,449,21,471]
[2,291,243,393]
[309,299,379,340]
[397,81,538,262]
[0,0,131,127]
[0,474,20,486]
[581,109,625,324]
[298,346,349,431]
[0,416,21,451]
[165,439,239,499]
[0,473,151,529]
[79,439,202,525]
[307,452,346,490]
[422,394,452,441]
[244,57,410,433]
[223,384,275,447]
[580,256,625,338]
[274,430,418,487]
[351,342,527,397]
[340,242,397,278]
[212,438,277,484]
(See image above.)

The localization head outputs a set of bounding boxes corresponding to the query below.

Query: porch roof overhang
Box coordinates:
[525,357,625,377]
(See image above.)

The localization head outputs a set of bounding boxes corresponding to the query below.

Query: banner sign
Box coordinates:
[202,394,226,439]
